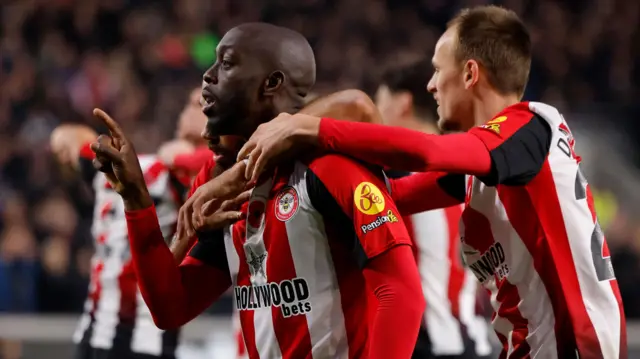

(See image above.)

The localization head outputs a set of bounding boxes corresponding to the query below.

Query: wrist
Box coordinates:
[292,115,321,146]
[123,186,154,211]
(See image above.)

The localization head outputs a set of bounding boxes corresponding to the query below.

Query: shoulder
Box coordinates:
[469,102,551,151]
[305,153,384,180]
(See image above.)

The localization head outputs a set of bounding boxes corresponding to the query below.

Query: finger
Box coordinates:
[92,158,110,172]
[222,190,251,211]
[198,211,243,231]
[201,198,224,216]
[93,108,125,140]
[237,140,256,163]
[177,200,194,240]
[250,149,269,184]
[244,147,261,181]
[90,136,122,163]
[194,195,223,227]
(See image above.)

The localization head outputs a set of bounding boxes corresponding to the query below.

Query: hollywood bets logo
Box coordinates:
[234,277,312,318]
[468,242,509,283]
[354,182,385,215]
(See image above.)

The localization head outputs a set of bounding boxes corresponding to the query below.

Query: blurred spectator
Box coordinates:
[1,0,640,318]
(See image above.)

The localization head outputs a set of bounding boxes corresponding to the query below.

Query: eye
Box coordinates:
[221,59,232,70]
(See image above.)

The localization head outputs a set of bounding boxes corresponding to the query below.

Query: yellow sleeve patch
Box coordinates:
[354,182,385,215]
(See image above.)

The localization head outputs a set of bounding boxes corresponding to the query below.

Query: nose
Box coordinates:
[426,75,436,93]
[203,65,218,85]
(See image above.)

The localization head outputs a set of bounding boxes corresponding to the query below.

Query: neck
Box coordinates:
[472,90,520,127]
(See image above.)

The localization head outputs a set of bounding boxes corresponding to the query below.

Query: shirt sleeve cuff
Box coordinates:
[125,205,157,221]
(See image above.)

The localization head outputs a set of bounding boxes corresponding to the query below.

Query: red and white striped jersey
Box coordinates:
[462,102,626,359]
[188,154,411,359]
[74,153,185,355]
[407,204,492,357]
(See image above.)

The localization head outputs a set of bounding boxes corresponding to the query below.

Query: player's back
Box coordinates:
[462,102,625,358]
[224,153,410,359]
[74,154,183,356]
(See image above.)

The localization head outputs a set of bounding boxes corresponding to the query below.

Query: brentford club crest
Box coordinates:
[275,186,299,221]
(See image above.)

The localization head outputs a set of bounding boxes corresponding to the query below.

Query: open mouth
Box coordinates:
[201,88,218,116]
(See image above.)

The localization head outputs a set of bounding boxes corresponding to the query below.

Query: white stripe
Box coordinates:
[243,180,282,359]
[90,235,126,349]
[457,272,492,356]
[285,162,348,358]
[131,292,164,355]
[413,208,465,355]
[225,225,240,285]
[72,312,91,344]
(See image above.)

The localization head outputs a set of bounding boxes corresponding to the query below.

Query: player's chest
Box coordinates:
[228,170,306,280]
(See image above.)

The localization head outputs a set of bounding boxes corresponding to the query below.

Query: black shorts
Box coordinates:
[73,343,176,359]
[412,327,491,359]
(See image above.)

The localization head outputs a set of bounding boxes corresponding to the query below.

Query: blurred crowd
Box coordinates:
[1,0,640,319]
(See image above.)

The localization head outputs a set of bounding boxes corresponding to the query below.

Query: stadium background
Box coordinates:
[1,0,640,357]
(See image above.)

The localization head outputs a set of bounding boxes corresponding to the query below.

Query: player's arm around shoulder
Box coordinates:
[468,103,553,186]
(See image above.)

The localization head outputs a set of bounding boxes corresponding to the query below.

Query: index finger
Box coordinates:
[93,108,125,139]
[237,139,256,163]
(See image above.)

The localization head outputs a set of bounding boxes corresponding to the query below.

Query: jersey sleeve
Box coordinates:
[467,105,552,186]
[306,154,412,268]
[386,171,465,215]
[183,158,230,273]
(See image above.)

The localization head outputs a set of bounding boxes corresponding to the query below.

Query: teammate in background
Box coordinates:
[158,88,214,178]
[238,6,627,359]
[50,88,209,359]
[90,23,424,359]
[376,58,492,359]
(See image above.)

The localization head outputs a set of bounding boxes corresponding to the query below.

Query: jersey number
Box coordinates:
[559,138,615,281]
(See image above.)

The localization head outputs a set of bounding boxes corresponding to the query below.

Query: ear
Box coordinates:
[396,92,414,118]
[463,59,480,90]
[263,71,286,96]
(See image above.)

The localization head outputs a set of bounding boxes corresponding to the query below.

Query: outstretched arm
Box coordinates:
[388,171,465,214]
[88,109,232,329]
[126,206,231,329]
[318,118,492,175]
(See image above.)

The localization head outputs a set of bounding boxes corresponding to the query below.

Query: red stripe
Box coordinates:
[88,261,104,316]
[144,161,167,186]
[496,280,530,358]
[231,215,259,359]
[499,160,602,357]
[445,205,464,318]
[237,328,247,357]
[266,168,313,359]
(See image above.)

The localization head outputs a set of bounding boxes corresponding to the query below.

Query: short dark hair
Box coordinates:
[448,5,531,97]
[380,58,437,121]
